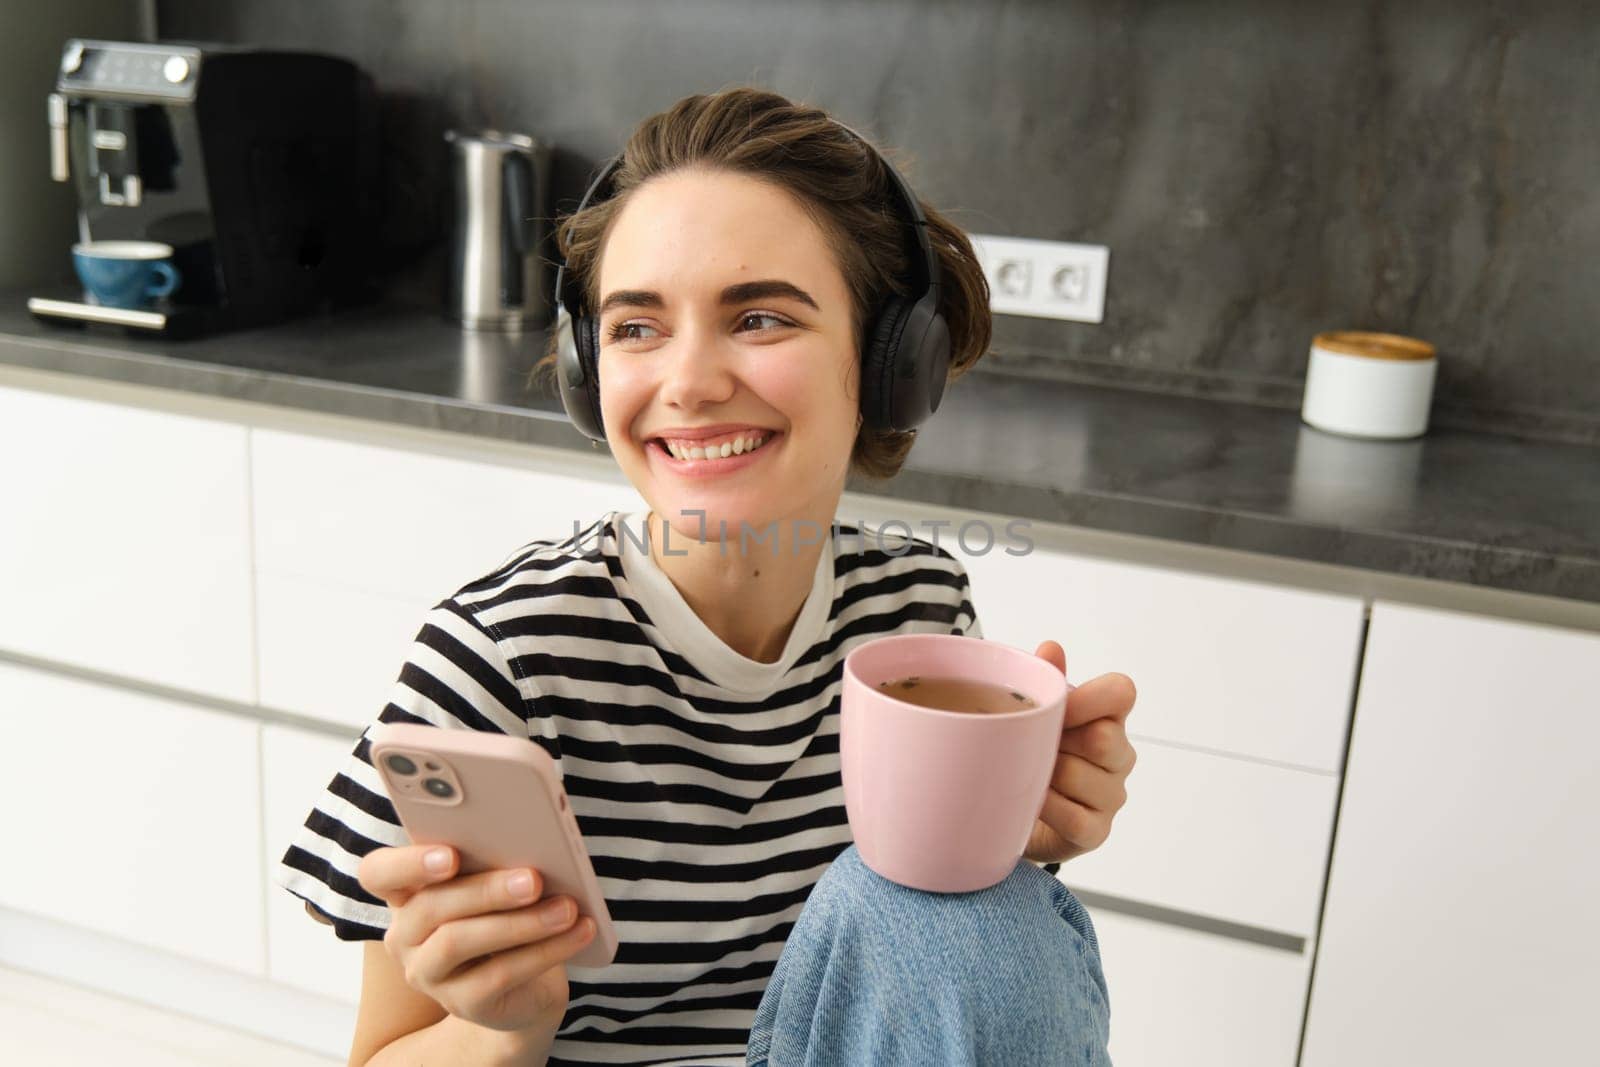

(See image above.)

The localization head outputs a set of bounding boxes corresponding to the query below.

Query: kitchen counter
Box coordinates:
[3,293,1597,608]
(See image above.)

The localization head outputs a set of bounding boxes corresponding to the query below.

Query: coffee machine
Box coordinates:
[28,39,377,338]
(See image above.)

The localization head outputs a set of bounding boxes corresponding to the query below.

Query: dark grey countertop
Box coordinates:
[4,294,1598,606]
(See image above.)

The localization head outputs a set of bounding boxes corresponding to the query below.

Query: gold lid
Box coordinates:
[1313,331,1436,362]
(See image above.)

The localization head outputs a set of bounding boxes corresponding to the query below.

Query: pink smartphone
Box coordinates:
[368,722,618,969]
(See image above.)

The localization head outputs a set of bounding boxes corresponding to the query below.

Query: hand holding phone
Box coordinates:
[356,723,618,1032]
[357,842,593,1040]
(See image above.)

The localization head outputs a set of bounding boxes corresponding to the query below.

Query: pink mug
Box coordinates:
[841,633,1070,893]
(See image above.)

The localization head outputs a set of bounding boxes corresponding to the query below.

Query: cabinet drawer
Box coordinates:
[841,496,1364,771]
[1088,906,1311,1067]
[251,428,646,605]
[0,661,264,974]
[1062,741,1338,938]
[262,723,365,1002]
[0,384,254,702]
[258,571,425,727]
[964,544,1363,772]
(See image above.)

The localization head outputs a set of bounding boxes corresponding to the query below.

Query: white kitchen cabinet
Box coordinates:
[0,383,255,702]
[0,660,264,975]
[841,499,1365,772]
[1089,906,1311,1067]
[1302,601,1600,1066]
[250,428,646,726]
[962,543,1364,772]
[257,570,425,727]
[1062,740,1339,938]
[261,723,366,1003]
[250,427,646,605]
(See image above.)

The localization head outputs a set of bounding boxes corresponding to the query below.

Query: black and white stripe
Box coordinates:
[277,511,981,1066]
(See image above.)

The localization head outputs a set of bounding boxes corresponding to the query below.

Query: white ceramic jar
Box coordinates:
[1301,331,1438,439]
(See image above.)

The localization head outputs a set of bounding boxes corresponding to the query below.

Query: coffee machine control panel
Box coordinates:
[57,40,200,101]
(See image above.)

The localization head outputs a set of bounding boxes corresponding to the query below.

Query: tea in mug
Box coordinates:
[877,676,1038,714]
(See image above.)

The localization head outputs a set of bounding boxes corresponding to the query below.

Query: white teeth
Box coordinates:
[662,432,773,461]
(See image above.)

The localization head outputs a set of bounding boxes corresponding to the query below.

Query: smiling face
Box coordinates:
[594,168,862,545]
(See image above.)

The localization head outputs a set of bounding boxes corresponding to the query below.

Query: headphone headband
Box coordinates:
[831,121,941,301]
[556,122,938,328]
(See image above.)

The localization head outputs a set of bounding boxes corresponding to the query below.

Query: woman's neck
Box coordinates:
[646,508,829,664]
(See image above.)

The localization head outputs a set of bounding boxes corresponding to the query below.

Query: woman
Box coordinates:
[277,87,1137,1066]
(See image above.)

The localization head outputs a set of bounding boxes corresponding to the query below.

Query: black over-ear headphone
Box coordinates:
[551,124,952,443]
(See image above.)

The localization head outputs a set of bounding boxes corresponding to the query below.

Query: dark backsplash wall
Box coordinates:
[155,0,1599,445]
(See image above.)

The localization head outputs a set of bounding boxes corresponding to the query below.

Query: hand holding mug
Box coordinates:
[1023,640,1138,865]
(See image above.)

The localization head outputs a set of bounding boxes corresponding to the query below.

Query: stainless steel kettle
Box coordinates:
[444,130,552,331]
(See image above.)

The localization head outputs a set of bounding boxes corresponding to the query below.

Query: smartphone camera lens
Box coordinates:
[385,754,417,776]
[423,777,455,799]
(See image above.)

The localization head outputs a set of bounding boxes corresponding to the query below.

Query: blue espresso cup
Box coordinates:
[72,240,181,309]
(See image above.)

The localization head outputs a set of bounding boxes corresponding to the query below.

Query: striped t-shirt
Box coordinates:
[276,510,983,1065]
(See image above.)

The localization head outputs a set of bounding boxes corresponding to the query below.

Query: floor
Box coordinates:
[0,965,342,1066]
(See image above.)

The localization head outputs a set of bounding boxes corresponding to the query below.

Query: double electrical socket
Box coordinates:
[967,233,1110,324]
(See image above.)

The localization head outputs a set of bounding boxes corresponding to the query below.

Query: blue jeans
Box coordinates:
[747,845,1112,1066]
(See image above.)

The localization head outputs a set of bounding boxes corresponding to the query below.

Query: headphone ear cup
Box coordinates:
[556,309,600,442]
[579,316,605,439]
[860,298,913,432]
[555,311,607,442]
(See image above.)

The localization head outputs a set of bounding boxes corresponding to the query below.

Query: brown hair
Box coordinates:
[534,86,991,480]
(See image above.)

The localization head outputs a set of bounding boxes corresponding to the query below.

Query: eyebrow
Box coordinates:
[596,279,820,316]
